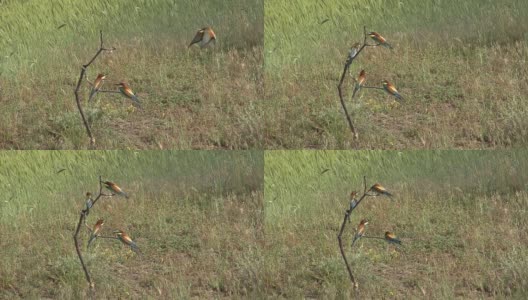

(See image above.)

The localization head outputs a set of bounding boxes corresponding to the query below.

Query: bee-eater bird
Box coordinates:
[104,181,128,198]
[351,219,369,247]
[87,219,104,249]
[349,191,358,211]
[85,192,93,212]
[115,82,142,108]
[353,70,366,95]
[385,231,402,245]
[382,80,403,101]
[348,42,361,61]
[369,183,393,197]
[368,31,392,49]
[88,73,106,102]
[114,230,140,253]
[189,27,216,48]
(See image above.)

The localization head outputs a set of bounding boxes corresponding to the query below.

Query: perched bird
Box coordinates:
[87,219,104,249]
[385,231,402,245]
[114,230,140,253]
[351,219,369,247]
[382,80,403,101]
[369,183,392,197]
[348,42,361,61]
[85,192,93,214]
[368,31,392,49]
[89,73,106,102]
[349,191,358,211]
[104,181,128,198]
[116,82,142,108]
[188,27,216,48]
[353,70,366,95]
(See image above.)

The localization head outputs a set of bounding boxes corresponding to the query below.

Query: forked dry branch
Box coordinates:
[73,31,115,148]
[337,176,397,290]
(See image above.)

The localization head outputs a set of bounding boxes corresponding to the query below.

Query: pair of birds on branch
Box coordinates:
[83,180,127,214]
[87,27,217,108]
[88,74,141,108]
[352,219,402,247]
[354,70,404,101]
[348,182,393,211]
[87,219,140,253]
[348,31,403,101]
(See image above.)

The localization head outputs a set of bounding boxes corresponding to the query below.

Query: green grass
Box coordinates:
[0,0,263,149]
[264,0,528,149]
[264,151,528,298]
[0,151,264,298]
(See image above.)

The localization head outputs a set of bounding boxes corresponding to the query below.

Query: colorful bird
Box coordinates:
[353,70,366,95]
[104,181,128,198]
[385,231,402,245]
[189,27,216,48]
[115,82,142,108]
[369,183,392,197]
[349,191,358,211]
[87,219,104,249]
[351,219,369,247]
[348,42,361,61]
[382,80,403,101]
[88,73,106,102]
[368,31,392,49]
[85,192,93,213]
[114,230,140,253]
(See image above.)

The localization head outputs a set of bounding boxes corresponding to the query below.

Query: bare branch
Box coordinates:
[73,31,115,148]
[337,25,388,140]
[73,210,94,288]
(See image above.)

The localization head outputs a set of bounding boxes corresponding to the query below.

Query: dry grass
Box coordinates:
[263,151,528,298]
[264,0,528,149]
[0,151,265,298]
[0,0,263,149]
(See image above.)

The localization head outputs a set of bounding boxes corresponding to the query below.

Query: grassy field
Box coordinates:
[264,0,528,149]
[0,0,263,149]
[0,151,264,298]
[264,151,528,298]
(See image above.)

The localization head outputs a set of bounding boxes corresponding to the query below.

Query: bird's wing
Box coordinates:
[189,30,204,46]
[387,84,399,94]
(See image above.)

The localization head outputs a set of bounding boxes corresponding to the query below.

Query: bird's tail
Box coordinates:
[130,243,141,254]
[130,96,142,109]
[351,236,359,248]
[88,89,97,102]
[87,236,96,249]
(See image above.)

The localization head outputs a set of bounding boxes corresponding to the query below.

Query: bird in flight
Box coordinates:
[189,27,217,48]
